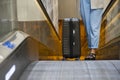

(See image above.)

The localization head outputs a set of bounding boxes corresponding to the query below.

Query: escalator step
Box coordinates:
[20,61,120,80]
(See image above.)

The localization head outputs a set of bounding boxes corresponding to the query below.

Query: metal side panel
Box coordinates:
[0,31,39,80]
[0,31,29,63]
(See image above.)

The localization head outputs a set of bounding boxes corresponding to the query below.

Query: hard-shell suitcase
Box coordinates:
[62,18,81,59]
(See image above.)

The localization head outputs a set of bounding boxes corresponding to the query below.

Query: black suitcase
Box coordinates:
[62,18,81,59]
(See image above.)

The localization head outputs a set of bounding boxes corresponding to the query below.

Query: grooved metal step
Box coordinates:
[19,61,120,80]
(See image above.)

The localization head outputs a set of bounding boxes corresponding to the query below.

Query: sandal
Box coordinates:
[85,53,96,60]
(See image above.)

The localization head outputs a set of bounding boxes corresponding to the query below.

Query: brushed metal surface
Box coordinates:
[20,60,120,80]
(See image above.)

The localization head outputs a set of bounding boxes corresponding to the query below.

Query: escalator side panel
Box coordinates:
[0,38,39,80]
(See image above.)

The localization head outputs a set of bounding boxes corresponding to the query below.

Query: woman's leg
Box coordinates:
[80,0,103,60]
[85,9,103,60]
[90,9,103,49]
[80,0,91,47]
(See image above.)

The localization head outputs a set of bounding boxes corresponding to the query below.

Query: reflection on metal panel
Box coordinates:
[5,65,16,80]
[105,0,120,43]
[17,0,45,21]
[41,0,58,33]
[96,0,120,60]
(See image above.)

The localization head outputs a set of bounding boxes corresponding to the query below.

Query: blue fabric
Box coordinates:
[80,0,103,48]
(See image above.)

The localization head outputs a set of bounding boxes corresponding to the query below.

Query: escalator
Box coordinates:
[0,0,120,80]
[0,31,120,80]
